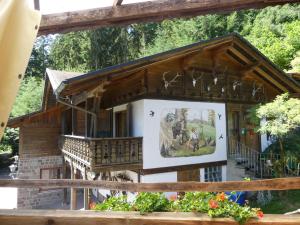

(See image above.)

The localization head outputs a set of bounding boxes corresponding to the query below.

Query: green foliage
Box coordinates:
[134,192,171,214]
[264,129,300,159]
[26,36,54,78]
[48,4,300,72]
[289,51,300,73]
[11,77,44,118]
[254,190,300,214]
[93,195,131,211]
[89,26,142,70]
[0,128,19,155]
[50,31,91,72]
[256,93,300,137]
[246,105,261,128]
[50,25,157,71]
[174,192,213,212]
[0,143,12,154]
[92,192,262,224]
[246,5,300,70]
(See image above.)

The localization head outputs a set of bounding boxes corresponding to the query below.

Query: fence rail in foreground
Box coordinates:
[0,210,300,225]
[0,178,300,225]
[0,177,299,192]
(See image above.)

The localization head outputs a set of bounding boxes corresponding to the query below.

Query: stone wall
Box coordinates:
[17,155,64,209]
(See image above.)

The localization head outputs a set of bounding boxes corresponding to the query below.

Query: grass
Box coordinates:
[168,146,215,157]
[187,123,216,140]
[252,190,300,214]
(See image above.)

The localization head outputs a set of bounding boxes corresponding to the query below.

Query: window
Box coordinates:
[204,166,222,182]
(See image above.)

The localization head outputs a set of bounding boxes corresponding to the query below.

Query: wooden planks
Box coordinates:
[38,0,300,35]
[0,210,300,225]
[0,177,299,192]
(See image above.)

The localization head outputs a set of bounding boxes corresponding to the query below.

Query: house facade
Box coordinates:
[8,34,300,209]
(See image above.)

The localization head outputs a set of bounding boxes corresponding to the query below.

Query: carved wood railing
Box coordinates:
[60,135,143,170]
[0,178,300,224]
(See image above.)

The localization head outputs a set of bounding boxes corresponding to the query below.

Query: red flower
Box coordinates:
[169,194,177,201]
[216,192,226,202]
[89,202,96,210]
[256,211,264,219]
[209,199,219,209]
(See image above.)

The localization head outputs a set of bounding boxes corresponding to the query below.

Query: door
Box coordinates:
[115,110,127,137]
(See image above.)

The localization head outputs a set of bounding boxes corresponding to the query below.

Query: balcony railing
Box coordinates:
[60,135,143,170]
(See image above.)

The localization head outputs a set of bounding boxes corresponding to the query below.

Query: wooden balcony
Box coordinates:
[60,135,143,171]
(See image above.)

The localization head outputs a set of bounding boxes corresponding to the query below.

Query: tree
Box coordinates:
[256,93,300,176]
[50,31,91,72]
[11,77,44,117]
[289,51,300,72]
[26,35,54,78]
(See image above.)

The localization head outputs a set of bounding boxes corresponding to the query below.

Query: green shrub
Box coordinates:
[92,195,131,211]
[134,192,171,214]
[0,144,12,154]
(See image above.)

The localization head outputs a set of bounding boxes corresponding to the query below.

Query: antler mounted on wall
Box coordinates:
[232,81,242,91]
[162,72,182,89]
[211,63,227,86]
[252,81,263,97]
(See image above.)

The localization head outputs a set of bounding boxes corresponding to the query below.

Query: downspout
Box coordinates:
[56,97,96,117]
[55,81,96,117]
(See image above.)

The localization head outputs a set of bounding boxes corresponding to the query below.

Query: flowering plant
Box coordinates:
[92,192,263,225]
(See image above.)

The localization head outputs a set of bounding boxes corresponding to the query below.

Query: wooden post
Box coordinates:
[85,100,88,138]
[70,164,77,210]
[61,111,65,134]
[83,168,89,210]
[62,162,68,206]
[72,108,77,136]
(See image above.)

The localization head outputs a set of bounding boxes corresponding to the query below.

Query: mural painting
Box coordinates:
[160,108,216,157]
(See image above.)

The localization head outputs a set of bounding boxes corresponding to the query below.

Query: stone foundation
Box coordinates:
[17,155,64,209]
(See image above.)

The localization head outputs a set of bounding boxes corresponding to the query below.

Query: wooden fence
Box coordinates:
[0,177,299,192]
[0,178,300,224]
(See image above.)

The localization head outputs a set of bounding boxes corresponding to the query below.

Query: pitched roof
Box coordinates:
[46,68,82,94]
[54,33,300,96]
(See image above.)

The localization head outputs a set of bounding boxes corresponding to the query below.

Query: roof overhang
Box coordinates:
[55,33,300,97]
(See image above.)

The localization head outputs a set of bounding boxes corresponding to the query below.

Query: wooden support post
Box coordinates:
[62,162,68,206]
[83,168,89,210]
[85,100,88,138]
[61,111,66,135]
[70,164,77,210]
[72,108,77,136]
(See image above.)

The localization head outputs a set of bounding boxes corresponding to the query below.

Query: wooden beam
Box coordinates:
[113,0,123,7]
[0,177,299,192]
[38,0,300,35]
[1,211,300,225]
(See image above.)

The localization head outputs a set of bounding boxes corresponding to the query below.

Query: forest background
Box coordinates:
[1,3,300,154]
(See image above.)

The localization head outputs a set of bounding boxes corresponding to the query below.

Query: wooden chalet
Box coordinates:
[8,33,300,209]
